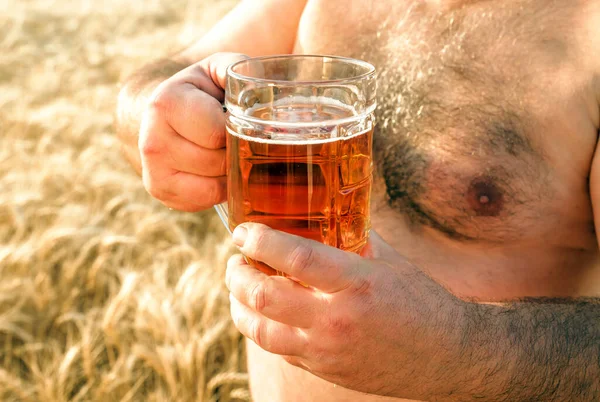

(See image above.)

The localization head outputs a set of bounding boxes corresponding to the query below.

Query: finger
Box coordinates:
[139,105,228,211]
[226,254,321,328]
[168,53,249,98]
[232,223,363,293]
[139,104,226,176]
[229,293,308,357]
[149,83,226,149]
[152,53,249,149]
[164,132,226,177]
[142,167,227,211]
[167,172,227,208]
[200,52,250,90]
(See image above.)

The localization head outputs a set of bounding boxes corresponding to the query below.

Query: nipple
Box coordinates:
[466,177,504,216]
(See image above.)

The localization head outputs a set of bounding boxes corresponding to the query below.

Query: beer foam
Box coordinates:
[225,125,372,145]
[227,95,376,127]
[246,96,357,117]
[226,95,375,144]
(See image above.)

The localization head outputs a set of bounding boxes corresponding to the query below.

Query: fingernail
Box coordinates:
[232,225,248,247]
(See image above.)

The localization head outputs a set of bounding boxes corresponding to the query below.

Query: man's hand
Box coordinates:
[225,223,464,400]
[138,53,248,212]
[226,224,600,402]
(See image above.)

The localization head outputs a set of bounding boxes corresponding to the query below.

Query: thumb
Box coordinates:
[202,52,250,89]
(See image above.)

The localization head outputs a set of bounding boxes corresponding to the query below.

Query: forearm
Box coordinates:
[439,297,600,401]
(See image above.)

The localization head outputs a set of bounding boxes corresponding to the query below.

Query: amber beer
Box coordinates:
[226,99,373,275]
[217,55,377,275]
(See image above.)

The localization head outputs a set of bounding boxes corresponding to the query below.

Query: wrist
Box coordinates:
[426,294,472,401]
[441,300,517,402]
[390,269,471,401]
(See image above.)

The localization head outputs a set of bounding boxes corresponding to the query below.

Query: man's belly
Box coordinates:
[246,339,419,402]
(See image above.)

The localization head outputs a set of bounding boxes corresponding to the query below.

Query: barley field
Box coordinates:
[0,0,250,401]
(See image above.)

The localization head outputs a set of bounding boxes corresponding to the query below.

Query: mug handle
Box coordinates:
[214,203,231,234]
[215,104,232,234]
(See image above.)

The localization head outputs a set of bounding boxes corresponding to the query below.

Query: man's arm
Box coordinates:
[115,0,308,174]
[224,223,600,402]
[453,298,600,401]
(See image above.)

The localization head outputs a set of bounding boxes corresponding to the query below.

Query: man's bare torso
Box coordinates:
[247,1,600,400]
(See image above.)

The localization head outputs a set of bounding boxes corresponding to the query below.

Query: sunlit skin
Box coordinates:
[115,0,600,400]
[226,223,463,401]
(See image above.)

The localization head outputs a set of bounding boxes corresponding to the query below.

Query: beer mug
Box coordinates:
[215,55,377,275]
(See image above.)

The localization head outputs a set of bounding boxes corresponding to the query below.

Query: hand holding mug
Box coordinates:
[138,53,248,212]
[226,223,463,400]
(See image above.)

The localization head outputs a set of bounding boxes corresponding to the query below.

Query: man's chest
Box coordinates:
[295,0,599,245]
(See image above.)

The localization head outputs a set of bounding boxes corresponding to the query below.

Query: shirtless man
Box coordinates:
[115,0,600,400]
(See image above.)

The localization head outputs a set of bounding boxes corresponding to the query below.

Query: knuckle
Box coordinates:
[251,225,272,253]
[138,134,163,158]
[287,243,315,276]
[148,84,176,114]
[248,280,268,313]
[350,273,374,297]
[250,319,264,349]
[324,310,354,339]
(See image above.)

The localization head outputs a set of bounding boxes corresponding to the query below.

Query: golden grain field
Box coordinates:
[0,1,250,400]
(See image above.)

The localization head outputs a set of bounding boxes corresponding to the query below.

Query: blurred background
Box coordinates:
[0,0,249,400]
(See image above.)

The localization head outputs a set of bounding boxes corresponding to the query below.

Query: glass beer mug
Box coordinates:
[215,55,377,275]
